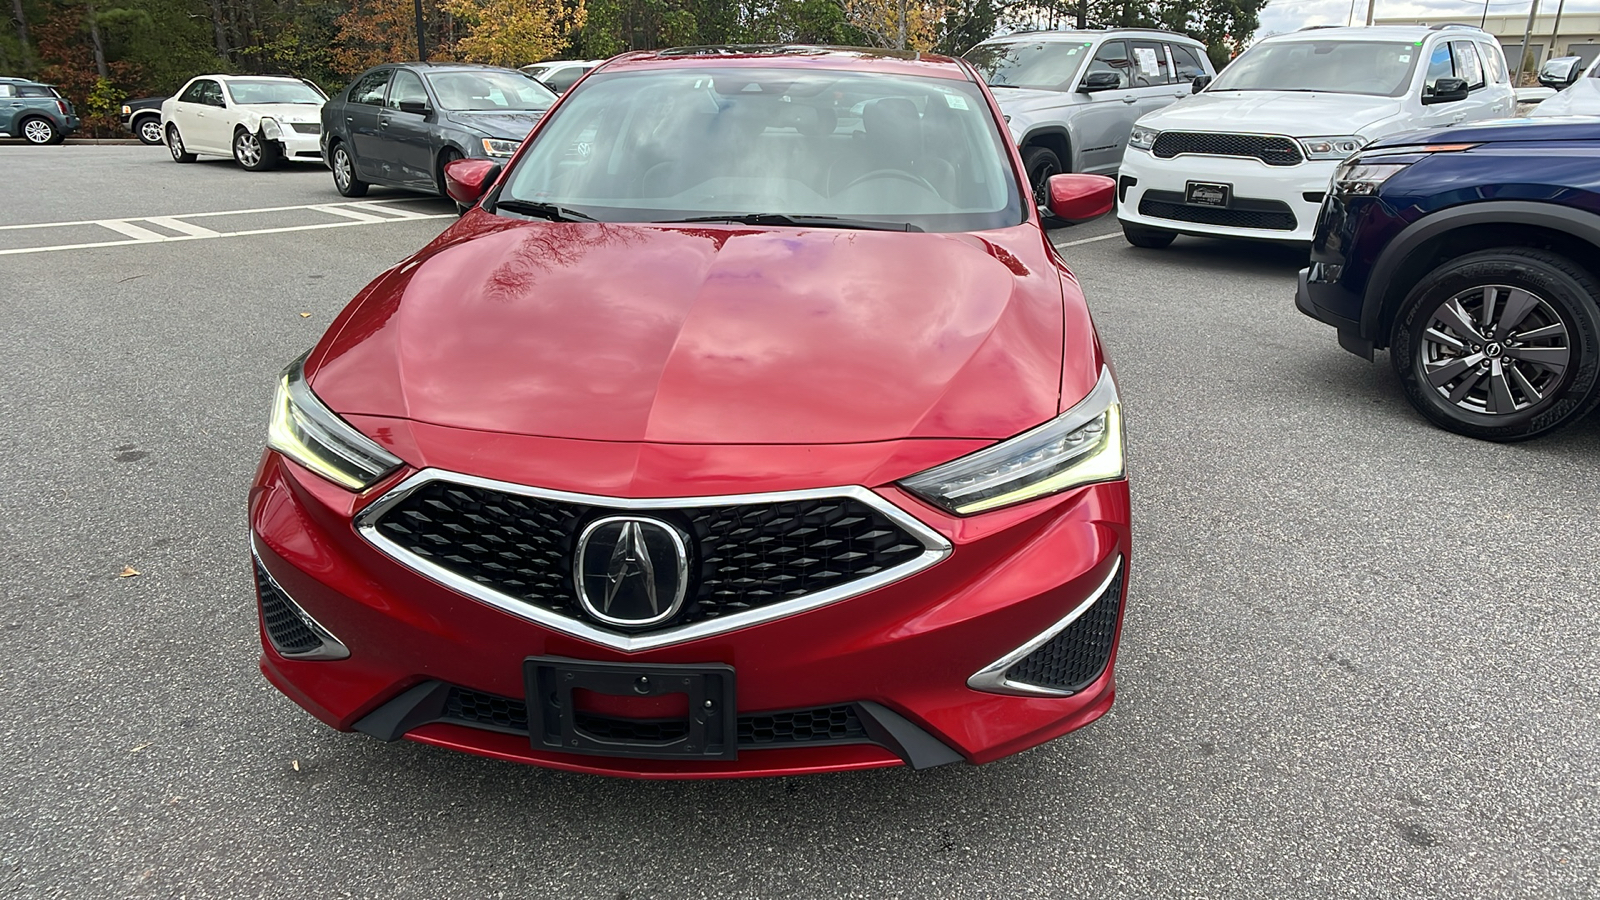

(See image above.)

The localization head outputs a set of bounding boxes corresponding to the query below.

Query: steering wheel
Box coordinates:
[843,168,938,193]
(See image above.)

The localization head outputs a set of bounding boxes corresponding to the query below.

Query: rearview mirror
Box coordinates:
[397,99,431,115]
[1423,77,1470,105]
[1046,173,1115,222]
[443,158,502,207]
[1538,57,1581,89]
[1079,71,1122,94]
[1191,74,1213,94]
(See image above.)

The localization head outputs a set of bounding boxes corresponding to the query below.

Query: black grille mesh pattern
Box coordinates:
[1151,132,1303,166]
[440,686,871,749]
[1004,570,1125,693]
[370,480,926,631]
[254,559,323,655]
[1139,195,1297,231]
[740,706,865,745]
[446,687,529,732]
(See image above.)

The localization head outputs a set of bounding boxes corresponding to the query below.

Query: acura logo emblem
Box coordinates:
[574,516,689,627]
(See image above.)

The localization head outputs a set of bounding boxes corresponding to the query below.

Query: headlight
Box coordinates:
[267,351,403,491]
[482,137,520,157]
[259,117,282,140]
[1128,126,1159,151]
[120,104,131,116]
[1299,135,1365,160]
[899,368,1124,515]
[1331,158,1409,197]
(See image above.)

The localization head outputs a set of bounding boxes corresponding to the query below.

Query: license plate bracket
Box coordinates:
[525,656,737,760]
[1185,181,1232,208]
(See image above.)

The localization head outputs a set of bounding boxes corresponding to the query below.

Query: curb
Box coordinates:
[0,138,147,146]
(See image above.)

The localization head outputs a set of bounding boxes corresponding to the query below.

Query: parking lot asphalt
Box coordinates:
[1,145,1596,899]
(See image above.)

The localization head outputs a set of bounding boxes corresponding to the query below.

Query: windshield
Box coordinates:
[1209,40,1421,97]
[226,80,324,104]
[964,41,1091,90]
[496,68,1025,232]
[426,70,557,111]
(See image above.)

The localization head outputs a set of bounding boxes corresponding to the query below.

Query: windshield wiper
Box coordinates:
[492,199,599,222]
[658,213,923,232]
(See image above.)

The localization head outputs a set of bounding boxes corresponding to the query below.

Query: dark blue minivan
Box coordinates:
[1298,118,1600,441]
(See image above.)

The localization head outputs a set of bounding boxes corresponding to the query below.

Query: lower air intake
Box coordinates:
[253,556,348,660]
[1003,569,1124,694]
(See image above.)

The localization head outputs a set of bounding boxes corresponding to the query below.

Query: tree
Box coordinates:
[445,0,585,66]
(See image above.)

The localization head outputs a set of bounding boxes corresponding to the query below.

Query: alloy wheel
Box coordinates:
[169,129,185,160]
[333,148,352,191]
[22,119,54,144]
[235,131,262,168]
[139,119,164,144]
[1420,283,1571,416]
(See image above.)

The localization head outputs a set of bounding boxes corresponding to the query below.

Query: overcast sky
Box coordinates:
[1258,0,1600,38]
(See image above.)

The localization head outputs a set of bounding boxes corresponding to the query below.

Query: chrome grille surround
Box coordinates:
[355,469,953,652]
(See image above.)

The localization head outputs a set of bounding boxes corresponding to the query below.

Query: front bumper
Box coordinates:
[249,443,1132,778]
[274,130,324,163]
[1117,148,1336,243]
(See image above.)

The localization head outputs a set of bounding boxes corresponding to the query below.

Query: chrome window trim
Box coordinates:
[354,469,954,653]
[966,556,1123,697]
[250,537,351,661]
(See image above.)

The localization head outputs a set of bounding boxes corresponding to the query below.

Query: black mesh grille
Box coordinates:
[739,706,866,745]
[370,480,926,631]
[1004,569,1124,693]
[1138,194,1297,231]
[1151,132,1303,166]
[254,558,323,655]
[446,687,529,732]
[440,687,869,748]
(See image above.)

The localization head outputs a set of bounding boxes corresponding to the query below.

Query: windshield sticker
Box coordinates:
[944,92,969,110]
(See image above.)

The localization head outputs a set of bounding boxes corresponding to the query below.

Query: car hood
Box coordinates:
[1365,115,1600,149]
[236,103,322,123]
[444,109,547,139]
[1141,91,1401,136]
[310,216,1074,445]
[988,87,1078,115]
[1532,78,1600,117]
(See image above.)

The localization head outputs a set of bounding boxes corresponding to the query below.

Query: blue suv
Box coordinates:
[1297,118,1600,441]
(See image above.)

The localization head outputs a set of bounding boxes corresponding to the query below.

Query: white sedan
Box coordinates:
[1532,56,1600,117]
[161,75,327,170]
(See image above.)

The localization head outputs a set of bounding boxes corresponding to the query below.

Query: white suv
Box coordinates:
[1116,24,1515,247]
[964,28,1216,210]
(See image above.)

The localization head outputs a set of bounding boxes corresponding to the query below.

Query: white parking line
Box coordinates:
[146,216,222,238]
[0,199,454,257]
[99,220,170,242]
[1056,232,1122,248]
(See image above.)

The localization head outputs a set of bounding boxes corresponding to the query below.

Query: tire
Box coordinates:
[135,116,164,145]
[1122,221,1176,249]
[19,116,59,145]
[167,125,197,163]
[329,142,368,197]
[233,127,281,171]
[437,148,467,213]
[1022,146,1062,219]
[1390,247,1600,441]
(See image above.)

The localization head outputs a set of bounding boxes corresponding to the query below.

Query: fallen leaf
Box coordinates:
[292,759,300,772]
[300,312,311,318]
[118,566,140,578]
[130,743,150,753]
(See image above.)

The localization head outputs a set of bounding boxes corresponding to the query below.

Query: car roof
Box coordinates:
[393,62,523,72]
[598,45,973,81]
[977,28,1206,47]
[1261,24,1485,44]
[207,74,310,82]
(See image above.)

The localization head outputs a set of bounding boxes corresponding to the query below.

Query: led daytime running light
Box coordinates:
[267,351,403,490]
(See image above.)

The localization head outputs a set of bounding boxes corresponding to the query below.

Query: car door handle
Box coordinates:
[1122,96,1138,103]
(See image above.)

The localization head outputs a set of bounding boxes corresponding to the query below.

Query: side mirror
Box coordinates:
[1079,71,1122,94]
[1538,58,1580,88]
[1045,173,1115,222]
[1191,74,1213,94]
[397,99,431,115]
[1423,77,1470,105]
[443,158,502,207]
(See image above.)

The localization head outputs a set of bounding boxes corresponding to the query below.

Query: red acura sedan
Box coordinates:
[251,45,1131,778]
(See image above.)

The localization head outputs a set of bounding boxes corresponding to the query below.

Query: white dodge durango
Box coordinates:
[1116,24,1515,246]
